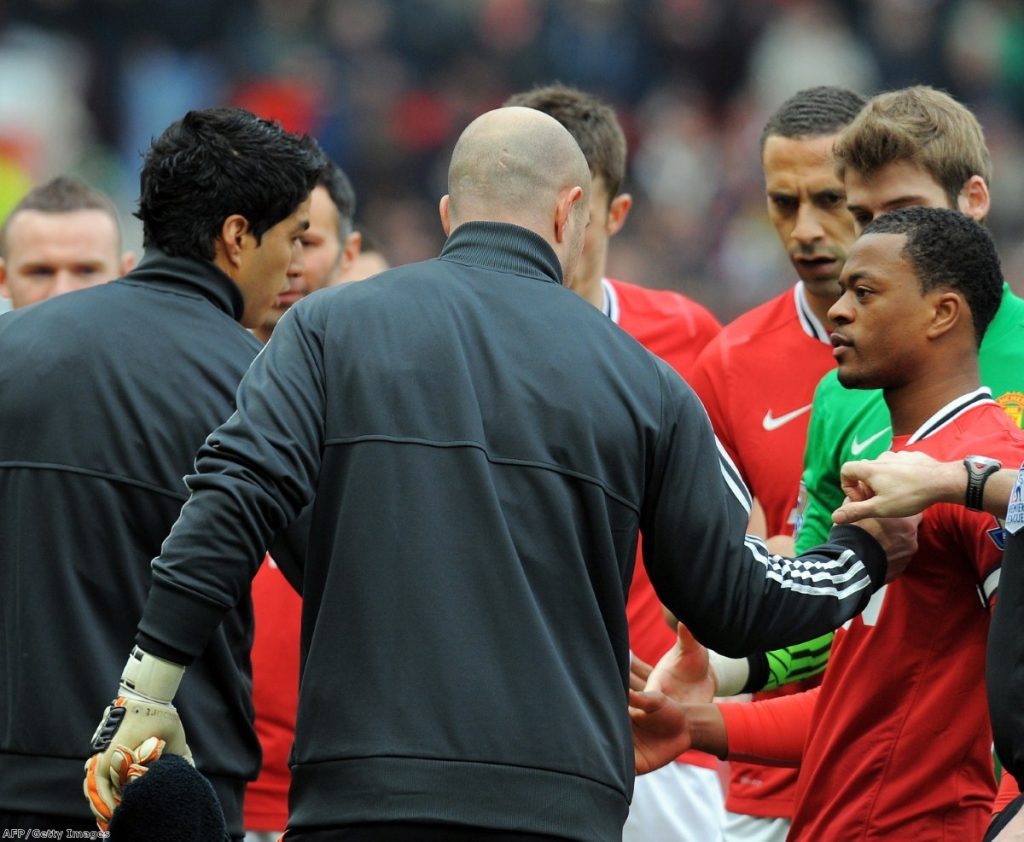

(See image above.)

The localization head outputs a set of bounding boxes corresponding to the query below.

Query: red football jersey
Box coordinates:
[687,283,834,816]
[789,391,1021,841]
[244,558,301,832]
[606,277,722,771]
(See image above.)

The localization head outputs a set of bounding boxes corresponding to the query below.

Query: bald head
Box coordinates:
[441,107,590,280]
[447,107,590,226]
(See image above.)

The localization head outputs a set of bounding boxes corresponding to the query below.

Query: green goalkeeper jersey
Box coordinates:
[743,284,1024,693]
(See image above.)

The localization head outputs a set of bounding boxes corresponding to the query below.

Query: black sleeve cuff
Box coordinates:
[827,523,887,592]
[741,652,770,694]
[135,577,232,666]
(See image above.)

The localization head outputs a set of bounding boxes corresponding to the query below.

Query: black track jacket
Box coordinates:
[0,251,262,835]
[135,223,887,841]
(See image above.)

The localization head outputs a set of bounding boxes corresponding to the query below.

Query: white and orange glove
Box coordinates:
[84,646,192,830]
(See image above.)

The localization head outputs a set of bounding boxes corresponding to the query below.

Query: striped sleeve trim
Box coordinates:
[750,544,872,600]
[981,567,1001,603]
[716,435,752,513]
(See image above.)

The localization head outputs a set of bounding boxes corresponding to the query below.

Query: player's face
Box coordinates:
[829,231,931,390]
[763,133,856,294]
[845,161,954,233]
[0,209,123,309]
[260,186,343,335]
[238,196,310,331]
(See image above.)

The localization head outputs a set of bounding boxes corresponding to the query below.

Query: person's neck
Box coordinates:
[802,283,837,329]
[885,366,981,436]
[252,325,272,344]
[573,273,606,310]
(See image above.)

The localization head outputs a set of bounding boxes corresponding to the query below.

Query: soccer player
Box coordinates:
[0,107,323,837]
[834,451,1023,840]
[637,206,1022,841]
[685,85,865,842]
[713,85,1024,710]
[505,82,724,842]
[252,159,360,342]
[0,175,133,309]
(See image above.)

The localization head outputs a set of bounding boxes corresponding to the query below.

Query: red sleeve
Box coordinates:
[717,686,819,767]
[995,771,1021,812]
[687,339,742,476]
[939,502,1003,605]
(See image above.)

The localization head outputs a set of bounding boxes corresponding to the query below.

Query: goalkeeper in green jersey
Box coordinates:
[709,84,1024,698]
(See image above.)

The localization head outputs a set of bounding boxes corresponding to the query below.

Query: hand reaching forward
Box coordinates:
[629,624,717,774]
[833,450,948,524]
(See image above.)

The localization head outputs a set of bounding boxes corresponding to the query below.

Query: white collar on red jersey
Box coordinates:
[600,278,621,324]
[905,387,996,445]
[794,282,831,345]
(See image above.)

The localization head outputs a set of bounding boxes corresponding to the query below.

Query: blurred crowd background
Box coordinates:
[3,0,1024,320]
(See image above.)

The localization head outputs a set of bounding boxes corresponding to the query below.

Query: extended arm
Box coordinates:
[641,377,910,658]
[833,452,1022,523]
[630,624,816,773]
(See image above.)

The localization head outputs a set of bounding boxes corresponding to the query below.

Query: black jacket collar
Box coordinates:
[125,249,246,322]
[440,222,564,286]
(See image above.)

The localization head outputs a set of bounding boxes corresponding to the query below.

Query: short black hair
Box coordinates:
[760,86,867,150]
[318,159,357,240]
[862,206,1002,346]
[137,107,325,260]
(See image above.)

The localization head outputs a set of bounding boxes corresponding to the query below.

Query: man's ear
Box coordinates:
[957,175,990,222]
[554,185,584,244]
[213,214,251,273]
[0,258,9,300]
[439,195,452,237]
[340,230,362,275]
[927,291,963,340]
[606,193,633,237]
[119,252,137,275]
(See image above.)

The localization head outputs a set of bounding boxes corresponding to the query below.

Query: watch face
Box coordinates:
[966,456,1001,474]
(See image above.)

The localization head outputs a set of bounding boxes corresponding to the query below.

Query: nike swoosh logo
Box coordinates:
[850,426,892,456]
[762,404,813,431]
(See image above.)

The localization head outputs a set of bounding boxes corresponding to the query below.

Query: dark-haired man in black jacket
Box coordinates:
[0,106,323,838]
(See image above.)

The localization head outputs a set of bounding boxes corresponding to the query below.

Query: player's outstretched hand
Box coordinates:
[630,653,653,691]
[833,450,949,523]
[629,688,692,774]
[844,512,922,583]
[645,623,717,703]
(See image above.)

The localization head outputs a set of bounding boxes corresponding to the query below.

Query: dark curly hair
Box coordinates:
[136,107,325,260]
[862,206,1002,346]
[760,86,867,150]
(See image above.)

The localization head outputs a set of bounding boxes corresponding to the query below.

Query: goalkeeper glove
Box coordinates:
[83,646,191,830]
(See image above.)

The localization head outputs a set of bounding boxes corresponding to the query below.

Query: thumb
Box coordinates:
[832,498,874,525]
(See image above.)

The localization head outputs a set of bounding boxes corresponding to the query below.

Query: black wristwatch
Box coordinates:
[964,456,1001,511]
